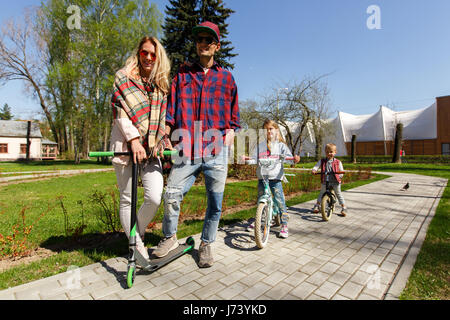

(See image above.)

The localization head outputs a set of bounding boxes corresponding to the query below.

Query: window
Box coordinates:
[0,143,7,153]
[442,143,450,155]
[20,144,27,154]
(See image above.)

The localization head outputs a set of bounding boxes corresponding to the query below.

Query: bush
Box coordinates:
[299,155,450,164]
[0,206,48,259]
[228,164,257,180]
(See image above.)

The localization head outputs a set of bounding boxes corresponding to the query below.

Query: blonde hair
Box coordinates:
[123,36,171,95]
[263,119,286,154]
[325,143,337,153]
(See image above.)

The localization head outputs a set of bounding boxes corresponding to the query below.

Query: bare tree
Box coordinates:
[0,9,59,145]
[256,74,331,155]
[309,80,333,160]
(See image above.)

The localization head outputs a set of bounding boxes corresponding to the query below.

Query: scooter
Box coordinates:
[88,149,194,288]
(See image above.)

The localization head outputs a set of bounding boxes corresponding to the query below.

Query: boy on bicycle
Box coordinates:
[311,143,347,216]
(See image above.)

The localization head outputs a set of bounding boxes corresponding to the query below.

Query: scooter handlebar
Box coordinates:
[88,150,180,158]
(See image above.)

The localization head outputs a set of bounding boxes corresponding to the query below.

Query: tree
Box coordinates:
[392,123,403,163]
[162,0,237,78]
[35,0,162,161]
[309,79,333,160]
[351,134,357,164]
[198,0,237,70]
[0,103,13,120]
[236,74,333,158]
[162,0,198,79]
[0,9,59,145]
[255,75,332,156]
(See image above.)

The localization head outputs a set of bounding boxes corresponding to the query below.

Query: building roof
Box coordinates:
[0,120,43,138]
[337,103,437,143]
[41,139,58,145]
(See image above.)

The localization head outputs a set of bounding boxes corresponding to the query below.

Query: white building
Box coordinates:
[0,120,45,161]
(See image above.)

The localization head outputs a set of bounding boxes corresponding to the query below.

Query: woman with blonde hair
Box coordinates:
[110,36,171,261]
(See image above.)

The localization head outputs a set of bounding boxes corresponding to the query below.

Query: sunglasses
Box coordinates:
[195,36,216,45]
[139,49,157,61]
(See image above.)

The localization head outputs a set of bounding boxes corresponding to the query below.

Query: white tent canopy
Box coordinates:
[338,104,437,143]
[269,103,437,156]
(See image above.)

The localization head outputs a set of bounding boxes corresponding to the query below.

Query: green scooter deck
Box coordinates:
[135,237,195,273]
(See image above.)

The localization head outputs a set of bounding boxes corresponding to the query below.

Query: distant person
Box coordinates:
[311,143,347,216]
[245,119,300,238]
[110,36,171,261]
[153,21,240,268]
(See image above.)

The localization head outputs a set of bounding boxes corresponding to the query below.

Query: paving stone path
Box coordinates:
[0,172,446,300]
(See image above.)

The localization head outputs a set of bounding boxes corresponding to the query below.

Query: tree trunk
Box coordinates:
[392,123,403,163]
[315,134,323,161]
[351,134,357,164]
[26,120,31,162]
[28,77,60,147]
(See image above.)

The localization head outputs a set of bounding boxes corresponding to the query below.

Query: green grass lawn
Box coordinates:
[0,159,111,173]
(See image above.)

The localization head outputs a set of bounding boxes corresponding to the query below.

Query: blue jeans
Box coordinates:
[258,179,289,225]
[162,147,229,243]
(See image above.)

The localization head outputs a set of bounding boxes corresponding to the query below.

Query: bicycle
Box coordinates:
[313,170,345,221]
[245,155,295,248]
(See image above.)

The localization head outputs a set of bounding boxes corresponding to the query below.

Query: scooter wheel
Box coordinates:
[127,265,136,288]
[186,236,195,246]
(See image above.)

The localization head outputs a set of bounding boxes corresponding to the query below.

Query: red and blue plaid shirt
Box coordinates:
[167,61,240,159]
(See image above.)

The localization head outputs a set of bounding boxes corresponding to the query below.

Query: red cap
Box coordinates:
[192,21,220,42]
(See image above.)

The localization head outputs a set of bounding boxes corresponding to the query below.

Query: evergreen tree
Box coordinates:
[198,0,237,70]
[162,0,237,78]
[0,103,13,120]
[162,0,198,79]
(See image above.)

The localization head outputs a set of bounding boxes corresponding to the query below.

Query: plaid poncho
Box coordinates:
[111,68,167,152]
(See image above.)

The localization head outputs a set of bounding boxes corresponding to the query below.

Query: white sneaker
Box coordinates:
[279,225,288,238]
[137,242,149,260]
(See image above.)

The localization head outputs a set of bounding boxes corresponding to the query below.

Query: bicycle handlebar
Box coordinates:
[243,155,295,161]
[88,150,180,158]
[312,171,345,175]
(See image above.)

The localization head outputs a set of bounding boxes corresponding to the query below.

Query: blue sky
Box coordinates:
[1,0,449,119]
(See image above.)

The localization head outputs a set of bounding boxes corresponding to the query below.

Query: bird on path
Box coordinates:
[401,182,409,191]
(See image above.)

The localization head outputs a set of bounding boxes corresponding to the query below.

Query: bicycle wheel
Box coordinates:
[320,192,335,221]
[255,202,270,248]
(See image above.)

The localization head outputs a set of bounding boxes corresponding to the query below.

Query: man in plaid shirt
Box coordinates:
[153,21,240,268]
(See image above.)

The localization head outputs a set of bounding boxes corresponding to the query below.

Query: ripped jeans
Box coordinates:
[162,147,229,243]
[258,179,289,225]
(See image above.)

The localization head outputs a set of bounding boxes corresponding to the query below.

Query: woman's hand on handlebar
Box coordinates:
[130,138,147,164]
